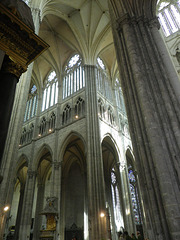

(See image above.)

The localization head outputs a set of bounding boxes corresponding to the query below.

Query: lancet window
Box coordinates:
[24,84,38,122]
[115,78,126,113]
[111,168,123,231]
[128,165,142,225]
[42,71,58,112]
[63,54,85,99]
[75,97,85,118]
[48,112,56,131]
[96,57,113,102]
[158,0,180,37]
[62,105,71,125]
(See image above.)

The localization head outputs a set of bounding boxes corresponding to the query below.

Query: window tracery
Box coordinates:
[115,78,125,113]
[96,57,113,102]
[62,105,71,125]
[42,71,58,112]
[75,97,85,118]
[63,54,85,99]
[48,112,56,131]
[111,168,123,231]
[24,84,38,122]
[128,165,142,225]
[158,0,180,37]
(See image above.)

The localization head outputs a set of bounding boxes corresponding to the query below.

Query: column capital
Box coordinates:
[148,17,160,30]
[52,161,61,170]
[27,170,37,179]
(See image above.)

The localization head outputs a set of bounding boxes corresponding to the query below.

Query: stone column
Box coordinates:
[108,1,180,239]
[84,65,107,240]
[19,170,36,240]
[14,184,25,240]
[119,163,135,234]
[51,161,61,239]
[0,49,5,69]
[0,56,24,163]
[33,183,45,240]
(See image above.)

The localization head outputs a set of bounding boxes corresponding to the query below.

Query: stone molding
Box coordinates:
[116,13,160,32]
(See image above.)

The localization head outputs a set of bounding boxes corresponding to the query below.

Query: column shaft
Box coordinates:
[85,65,107,240]
[19,170,36,240]
[33,183,45,240]
[109,2,180,238]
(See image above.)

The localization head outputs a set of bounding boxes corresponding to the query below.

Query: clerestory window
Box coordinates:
[42,71,58,112]
[115,78,126,113]
[24,84,38,122]
[63,54,85,99]
[158,0,180,37]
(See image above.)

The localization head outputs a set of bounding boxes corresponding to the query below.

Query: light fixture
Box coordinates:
[49,129,52,132]
[100,212,105,218]
[38,133,41,137]
[75,115,78,119]
[3,205,10,212]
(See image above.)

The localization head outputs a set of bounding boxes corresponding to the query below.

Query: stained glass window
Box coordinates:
[128,166,142,225]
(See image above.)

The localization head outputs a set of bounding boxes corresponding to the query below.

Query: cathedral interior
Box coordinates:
[0,0,180,240]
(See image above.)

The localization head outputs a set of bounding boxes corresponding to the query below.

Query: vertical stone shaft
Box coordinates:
[0,57,19,163]
[19,170,36,240]
[85,65,107,240]
[14,185,25,240]
[32,183,45,240]
[109,2,180,237]
[51,161,61,238]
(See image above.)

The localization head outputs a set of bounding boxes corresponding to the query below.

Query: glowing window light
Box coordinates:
[97,57,105,70]
[165,8,178,33]
[158,13,171,36]
[68,54,80,67]
[171,5,180,28]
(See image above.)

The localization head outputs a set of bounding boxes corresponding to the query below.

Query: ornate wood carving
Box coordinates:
[0,3,49,76]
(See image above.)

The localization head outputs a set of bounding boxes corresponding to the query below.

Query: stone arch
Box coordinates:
[101,133,121,168]
[59,131,86,175]
[101,135,125,237]
[34,144,53,170]
[126,146,136,169]
[60,132,86,240]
